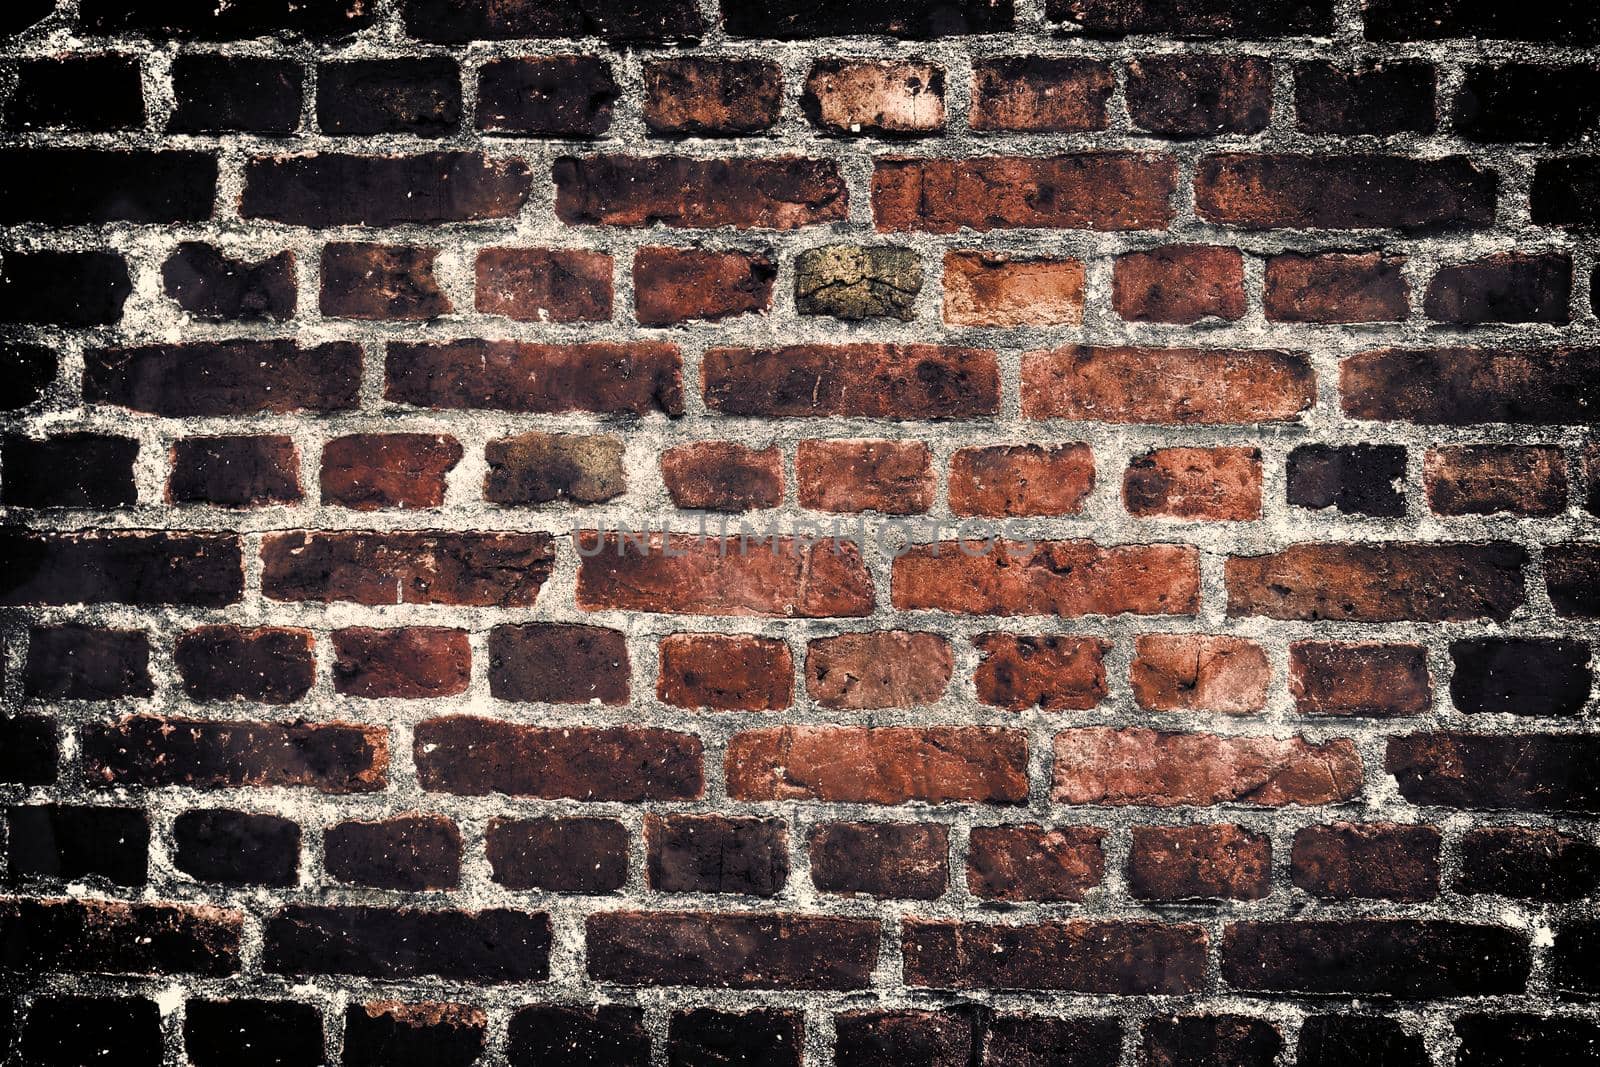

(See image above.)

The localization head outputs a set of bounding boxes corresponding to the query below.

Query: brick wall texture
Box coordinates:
[2,0,1599,1064]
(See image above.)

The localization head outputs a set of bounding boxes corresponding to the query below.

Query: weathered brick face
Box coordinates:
[2,2,1596,1063]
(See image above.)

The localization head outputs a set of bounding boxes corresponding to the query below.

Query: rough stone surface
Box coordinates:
[795,245,924,321]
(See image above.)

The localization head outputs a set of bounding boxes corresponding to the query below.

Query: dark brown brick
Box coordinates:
[660,442,784,512]
[403,0,702,42]
[1425,252,1572,324]
[724,0,1012,37]
[0,716,56,786]
[24,625,152,701]
[343,1003,486,1067]
[1265,252,1409,323]
[172,809,301,887]
[262,530,554,606]
[1456,827,1600,901]
[670,1010,801,1067]
[332,627,471,699]
[5,805,148,885]
[82,716,387,793]
[162,244,296,321]
[169,436,302,508]
[657,633,794,711]
[170,56,303,135]
[1142,1015,1282,1067]
[18,996,164,1067]
[1196,154,1496,230]
[967,824,1104,902]
[1221,920,1529,995]
[704,344,999,419]
[175,626,314,704]
[1290,823,1442,901]
[0,898,242,976]
[487,817,629,893]
[318,59,461,135]
[0,529,242,607]
[184,999,323,1067]
[808,822,948,899]
[903,919,1207,993]
[415,716,702,800]
[85,341,360,416]
[1053,0,1334,36]
[81,0,374,37]
[556,155,847,229]
[507,1006,649,1067]
[7,55,143,131]
[1,433,138,509]
[587,912,879,989]
[320,244,451,321]
[1387,733,1600,812]
[1126,56,1272,137]
[0,149,217,224]
[387,340,683,415]
[325,814,462,891]
[646,814,788,896]
[0,251,132,326]
[241,152,531,226]
[264,905,550,982]
[488,623,630,704]
[1548,543,1600,617]
[478,56,617,136]
[970,57,1112,132]
[1289,642,1431,716]
[1295,60,1436,134]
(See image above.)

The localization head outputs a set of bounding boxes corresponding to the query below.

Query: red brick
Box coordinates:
[586,912,878,989]
[262,531,554,606]
[555,156,847,228]
[1289,642,1432,716]
[320,243,449,321]
[942,252,1085,327]
[808,822,949,899]
[320,434,462,510]
[576,533,874,617]
[1129,824,1271,900]
[175,625,314,704]
[892,540,1200,616]
[726,726,1029,804]
[802,59,945,135]
[332,627,470,699]
[415,716,702,801]
[475,248,612,323]
[1196,153,1496,230]
[806,631,952,709]
[969,57,1112,132]
[1124,446,1263,520]
[1226,542,1527,622]
[82,716,387,793]
[1053,728,1363,806]
[643,58,782,136]
[902,918,1208,993]
[657,634,794,711]
[1131,634,1270,713]
[949,444,1093,517]
[1265,252,1410,323]
[1113,246,1246,323]
[1024,347,1314,424]
[873,154,1177,232]
[634,247,775,326]
[86,341,361,416]
[797,439,934,515]
[1126,56,1272,136]
[387,340,683,415]
[704,344,999,419]
[488,623,630,705]
[1291,823,1441,901]
[973,633,1109,711]
[967,825,1105,902]
[661,442,784,512]
[1424,445,1568,516]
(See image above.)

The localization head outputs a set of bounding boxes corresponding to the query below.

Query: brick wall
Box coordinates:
[2,0,1599,1064]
